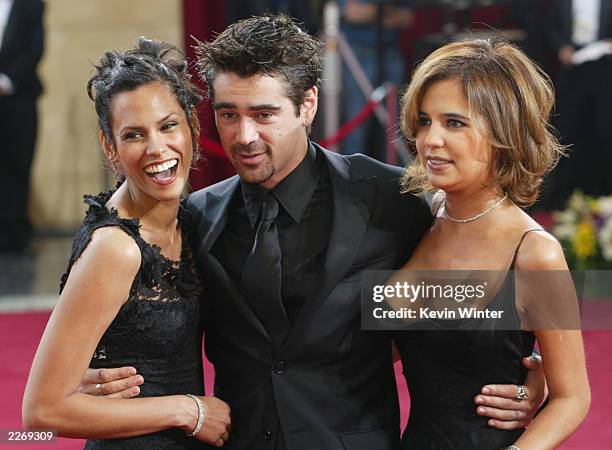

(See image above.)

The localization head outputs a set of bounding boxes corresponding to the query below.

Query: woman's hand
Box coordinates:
[181,395,231,447]
[78,367,143,398]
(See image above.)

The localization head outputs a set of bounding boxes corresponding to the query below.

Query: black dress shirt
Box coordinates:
[211,143,333,325]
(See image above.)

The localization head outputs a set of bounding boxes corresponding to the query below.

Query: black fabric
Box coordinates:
[395,232,538,450]
[187,143,434,450]
[210,146,334,447]
[0,0,44,96]
[540,0,612,208]
[212,145,333,331]
[241,192,288,349]
[61,191,204,450]
[0,0,44,252]
[0,94,37,251]
[546,0,612,54]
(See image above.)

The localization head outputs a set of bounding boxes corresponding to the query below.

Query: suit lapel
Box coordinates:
[320,150,371,293]
[283,149,370,348]
[198,180,236,256]
[197,177,270,341]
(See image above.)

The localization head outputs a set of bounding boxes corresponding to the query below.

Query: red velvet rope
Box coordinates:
[319,99,379,148]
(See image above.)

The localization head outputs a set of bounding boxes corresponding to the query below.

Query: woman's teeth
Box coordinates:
[144,159,178,174]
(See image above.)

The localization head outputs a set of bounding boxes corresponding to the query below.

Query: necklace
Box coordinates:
[444,193,508,223]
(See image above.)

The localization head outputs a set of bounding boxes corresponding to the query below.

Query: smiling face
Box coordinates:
[102,81,195,204]
[415,78,494,195]
[212,72,317,189]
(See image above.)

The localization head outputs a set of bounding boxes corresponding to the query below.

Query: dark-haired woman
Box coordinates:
[396,39,590,449]
[23,38,231,448]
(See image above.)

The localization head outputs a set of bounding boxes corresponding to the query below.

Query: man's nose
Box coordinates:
[236,119,258,146]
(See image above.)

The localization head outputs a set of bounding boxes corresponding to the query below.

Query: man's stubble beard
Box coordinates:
[237,159,275,185]
[230,141,275,185]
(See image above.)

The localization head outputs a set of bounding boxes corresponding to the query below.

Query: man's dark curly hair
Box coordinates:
[195,14,323,115]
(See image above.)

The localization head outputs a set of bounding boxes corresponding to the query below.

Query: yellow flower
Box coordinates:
[572,220,598,261]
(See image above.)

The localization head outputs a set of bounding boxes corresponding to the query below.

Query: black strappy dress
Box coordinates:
[396,230,541,450]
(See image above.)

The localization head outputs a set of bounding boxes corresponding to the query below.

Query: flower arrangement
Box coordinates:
[552,191,612,269]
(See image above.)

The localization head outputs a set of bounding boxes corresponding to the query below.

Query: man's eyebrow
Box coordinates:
[249,104,281,111]
[213,102,283,111]
[213,102,235,110]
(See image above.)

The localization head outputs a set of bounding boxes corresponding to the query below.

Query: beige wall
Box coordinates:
[31,0,183,230]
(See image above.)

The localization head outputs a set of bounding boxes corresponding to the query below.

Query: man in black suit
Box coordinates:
[188,15,546,449]
[0,0,44,253]
[543,0,612,206]
[83,15,545,449]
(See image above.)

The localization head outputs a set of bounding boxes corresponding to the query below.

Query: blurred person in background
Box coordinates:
[225,0,322,33]
[340,0,413,159]
[544,0,612,208]
[0,0,44,254]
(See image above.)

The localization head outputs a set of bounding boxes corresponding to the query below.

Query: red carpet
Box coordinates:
[1,311,609,449]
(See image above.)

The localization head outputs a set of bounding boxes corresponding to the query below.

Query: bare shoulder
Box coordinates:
[515,229,568,271]
[59,226,142,314]
[70,226,141,280]
[89,227,140,263]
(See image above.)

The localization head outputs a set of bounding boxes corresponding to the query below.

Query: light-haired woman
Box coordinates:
[395,39,590,449]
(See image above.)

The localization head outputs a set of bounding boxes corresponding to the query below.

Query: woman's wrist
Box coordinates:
[173,394,199,432]
[183,394,205,436]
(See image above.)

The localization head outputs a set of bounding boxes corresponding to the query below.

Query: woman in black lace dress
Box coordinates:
[394,39,590,449]
[23,38,231,448]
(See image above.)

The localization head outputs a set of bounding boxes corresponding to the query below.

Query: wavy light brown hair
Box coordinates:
[400,39,564,208]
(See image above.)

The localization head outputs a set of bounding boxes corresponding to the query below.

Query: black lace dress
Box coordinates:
[60,191,204,449]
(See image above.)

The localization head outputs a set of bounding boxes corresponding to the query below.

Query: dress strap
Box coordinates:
[510,228,545,269]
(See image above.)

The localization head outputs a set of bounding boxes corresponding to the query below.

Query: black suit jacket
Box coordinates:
[547,0,612,52]
[0,0,44,98]
[186,144,432,450]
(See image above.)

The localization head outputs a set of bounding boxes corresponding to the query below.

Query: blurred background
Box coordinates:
[0,1,610,448]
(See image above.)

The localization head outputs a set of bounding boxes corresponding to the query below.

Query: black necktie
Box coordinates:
[242,193,289,347]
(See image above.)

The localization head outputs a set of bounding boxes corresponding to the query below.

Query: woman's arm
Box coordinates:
[22,227,230,443]
[511,232,590,449]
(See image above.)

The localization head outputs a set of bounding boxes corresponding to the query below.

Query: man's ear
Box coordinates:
[301,86,318,127]
[99,130,117,163]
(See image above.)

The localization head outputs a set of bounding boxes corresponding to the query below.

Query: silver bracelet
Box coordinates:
[506,446,521,450]
[184,394,206,437]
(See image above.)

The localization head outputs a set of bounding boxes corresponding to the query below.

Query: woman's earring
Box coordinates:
[111,161,125,183]
[111,162,120,181]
